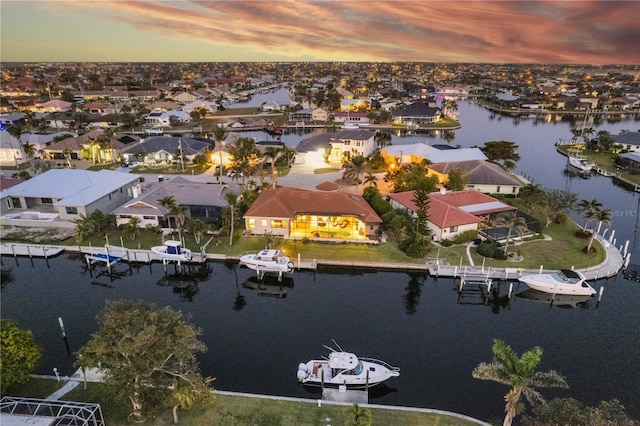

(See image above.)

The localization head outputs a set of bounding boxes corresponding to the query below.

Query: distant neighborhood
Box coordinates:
[1,62,639,249]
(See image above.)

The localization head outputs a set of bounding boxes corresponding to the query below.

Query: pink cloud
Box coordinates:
[34,0,640,63]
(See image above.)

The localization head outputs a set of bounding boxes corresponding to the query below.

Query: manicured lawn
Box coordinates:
[4,378,62,399]
[59,383,481,426]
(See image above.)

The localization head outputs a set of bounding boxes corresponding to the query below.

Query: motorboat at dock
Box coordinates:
[150,240,193,262]
[518,269,596,296]
[239,249,294,273]
[297,342,400,389]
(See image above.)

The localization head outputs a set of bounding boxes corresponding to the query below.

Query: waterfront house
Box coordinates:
[120,136,210,165]
[288,109,313,122]
[334,111,370,126]
[113,177,241,229]
[392,101,441,125]
[381,143,486,166]
[427,159,524,195]
[0,169,141,222]
[615,152,640,173]
[144,110,191,127]
[243,186,382,243]
[388,189,516,242]
[326,129,376,162]
[612,131,640,153]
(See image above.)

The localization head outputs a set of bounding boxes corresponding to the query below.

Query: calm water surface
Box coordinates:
[2,96,640,422]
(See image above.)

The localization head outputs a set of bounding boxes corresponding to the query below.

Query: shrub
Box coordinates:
[453,230,478,244]
[301,237,310,244]
[404,237,430,258]
[575,229,591,239]
[476,241,496,258]
[440,239,454,247]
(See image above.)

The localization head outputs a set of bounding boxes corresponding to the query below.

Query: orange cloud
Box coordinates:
[31,0,640,63]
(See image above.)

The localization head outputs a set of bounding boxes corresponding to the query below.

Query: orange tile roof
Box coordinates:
[244,187,381,223]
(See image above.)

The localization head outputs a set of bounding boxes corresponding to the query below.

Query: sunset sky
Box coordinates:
[1,1,638,64]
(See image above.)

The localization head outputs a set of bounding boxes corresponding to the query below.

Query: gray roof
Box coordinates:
[329,129,375,141]
[122,136,211,156]
[385,143,486,163]
[393,101,440,118]
[295,132,334,153]
[429,160,522,186]
[113,177,242,215]
[2,169,140,207]
[612,131,640,146]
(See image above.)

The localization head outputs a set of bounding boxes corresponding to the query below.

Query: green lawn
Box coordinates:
[58,383,482,426]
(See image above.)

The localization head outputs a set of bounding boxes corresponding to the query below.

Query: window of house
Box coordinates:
[41,198,53,204]
[261,219,267,226]
[66,207,78,215]
[143,216,155,220]
[271,220,286,228]
[120,214,131,219]
[496,186,501,193]
[248,219,255,229]
[449,226,458,232]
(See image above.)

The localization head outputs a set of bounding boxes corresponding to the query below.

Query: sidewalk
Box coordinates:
[38,368,105,400]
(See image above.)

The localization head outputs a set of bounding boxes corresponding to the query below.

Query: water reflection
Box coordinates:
[403,272,425,315]
[242,275,295,299]
[516,289,593,308]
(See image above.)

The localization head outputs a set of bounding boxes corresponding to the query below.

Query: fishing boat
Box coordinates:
[296,342,400,389]
[518,269,596,296]
[239,249,293,273]
[516,289,592,307]
[150,240,192,262]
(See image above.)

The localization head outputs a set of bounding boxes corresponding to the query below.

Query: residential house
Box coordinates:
[388,189,515,242]
[427,159,524,195]
[181,100,219,115]
[311,108,329,122]
[615,152,640,173]
[327,129,376,162]
[0,131,70,163]
[44,129,105,161]
[0,168,141,222]
[261,100,295,112]
[38,100,73,112]
[83,103,119,114]
[113,177,241,229]
[145,110,191,127]
[171,91,203,104]
[243,186,382,243]
[381,143,486,166]
[612,131,640,153]
[392,101,441,125]
[121,136,210,165]
[288,109,313,122]
[333,111,370,126]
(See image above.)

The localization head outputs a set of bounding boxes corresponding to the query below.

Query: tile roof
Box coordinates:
[388,189,513,228]
[428,160,522,186]
[244,186,381,223]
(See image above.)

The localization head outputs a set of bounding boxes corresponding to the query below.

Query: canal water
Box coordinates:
[2,95,640,422]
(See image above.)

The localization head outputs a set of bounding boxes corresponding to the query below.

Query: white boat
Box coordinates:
[239,249,293,273]
[518,269,596,296]
[567,155,595,173]
[150,240,192,262]
[297,342,400,389]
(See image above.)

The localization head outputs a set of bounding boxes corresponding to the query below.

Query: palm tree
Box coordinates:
[122,216,141,241]
[346,403,372,426]
[212,125,228,182]
[492,212,528,255]
[342,155,367,193]
[72,213,96,243]
[158,195,178,232]
[185,219,208,245]
[374,131,392,149]
[223,191,239,246]
[585,207,612,254]
[519,183,545,206]
[576,198,603,231]
[24,111,37,133]
[472,339,568,426]
[99,127,117,165]
[262,146,282,189]
[22,142,36,160]
[363,171,378,188]
[6,124,25,167]
[168,203,191,242]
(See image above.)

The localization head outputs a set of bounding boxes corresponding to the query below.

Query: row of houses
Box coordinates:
[0,168,522,245]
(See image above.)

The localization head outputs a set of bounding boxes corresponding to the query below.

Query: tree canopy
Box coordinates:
[75,299,212,422]
[480,141,521,171]
[0,319,42,393]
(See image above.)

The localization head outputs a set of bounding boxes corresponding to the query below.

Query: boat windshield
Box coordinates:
[351,361,363,375]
